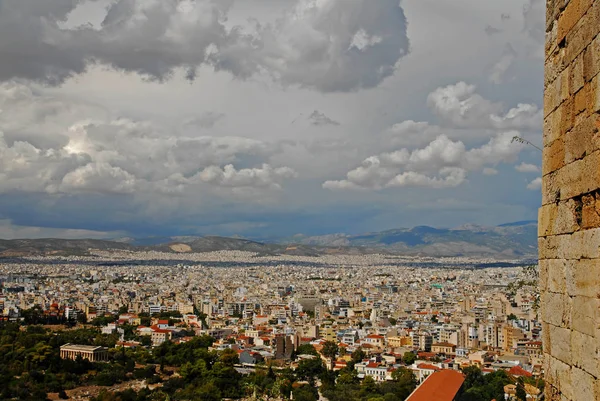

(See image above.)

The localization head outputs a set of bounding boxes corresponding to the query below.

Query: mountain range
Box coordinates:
[0,221,538,258]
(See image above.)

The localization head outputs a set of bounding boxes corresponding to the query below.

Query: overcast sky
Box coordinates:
[0,0,544,240]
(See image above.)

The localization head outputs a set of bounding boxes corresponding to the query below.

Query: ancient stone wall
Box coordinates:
[541,0,600,399]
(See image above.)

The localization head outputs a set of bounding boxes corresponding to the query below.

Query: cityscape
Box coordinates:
[0,248,542,400]
[1,0,598,399]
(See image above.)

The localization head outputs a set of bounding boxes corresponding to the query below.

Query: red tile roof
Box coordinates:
[507,365,533,377]
[416,363,441,371]
[406,370,465,401]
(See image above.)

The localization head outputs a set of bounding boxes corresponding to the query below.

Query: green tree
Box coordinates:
[321,341,339,370]
[402,351,416,366]
[351,348,366,363]
[516,379,527,401]
[296,357,325,385]
[219,348,239,367]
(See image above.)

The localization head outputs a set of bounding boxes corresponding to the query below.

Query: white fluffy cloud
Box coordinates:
[0,81,296,197]
[427,82,542,130]
[527,177,542,190]
[0,0,409,92]
[515,162,540,173]
[323,132,522,190]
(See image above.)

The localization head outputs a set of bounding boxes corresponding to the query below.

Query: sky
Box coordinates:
[0,0,545,240]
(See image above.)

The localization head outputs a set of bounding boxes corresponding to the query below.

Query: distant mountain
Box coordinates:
[0,238,134,257]
[0,221,538,258]
[268,221,538,258]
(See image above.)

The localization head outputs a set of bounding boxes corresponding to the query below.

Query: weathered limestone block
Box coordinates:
[572,295,599,336]
[580,227,600,258]
[564,1,600,66]
[582,193,600,229]
[546,355,573,400]
[557,0,593,43]
[549,324,573,364]
[564,115,600,166]
[571,366,598,400]
[544,136,566,175]
[567,258,600,297]
[542,292,572,328]
[570,330,598,376]
[570,53,585,96]
[539,199,580,236]
[583,33,600,82]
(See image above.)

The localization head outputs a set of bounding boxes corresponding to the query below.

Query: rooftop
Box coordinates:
[60,343,107,352]
[406,370,465,401]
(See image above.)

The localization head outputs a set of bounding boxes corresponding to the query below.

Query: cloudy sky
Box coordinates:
[0,0,544,240]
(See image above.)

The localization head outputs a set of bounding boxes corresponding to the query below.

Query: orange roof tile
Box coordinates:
[406,370,465,401]
[507,365,533,378]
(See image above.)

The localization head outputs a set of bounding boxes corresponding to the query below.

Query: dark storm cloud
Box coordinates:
[0,0,410,93]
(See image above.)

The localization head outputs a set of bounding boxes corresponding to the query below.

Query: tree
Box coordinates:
[390,367,417,399]
[293,384,318,401]
[219,348,239,367]
[140,336,152,347]
[351,348,366,363]
[321,341,339,370]
[296,357,325,385]
[516,379,527,401]
[402,352,416,366]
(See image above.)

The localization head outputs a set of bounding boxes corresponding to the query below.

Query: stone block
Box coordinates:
[550,151,600,202]
[580,227,600,258]
[547,259,569,292]
[542,169,561,206]
[571,366,597,400]
[540,203,559,237]
[542,292,572,328]
[564,114,600,165]
[543,321,552,355]
[572,296,598,337]
[567,258,600,297]
[571,330,599,375]
[558,0,593,44]
[582,193,600,229]
[549,324,572,364]
[570,53,585,94]
[593,75,600,113]
[564,1,600,65]
[583,33,600,82]
[546,46,567,88]
[545,68,570,117]
[546,354,573,399]
[577,150,600,196]
[543,136,566,176]
[539,199,580,236]
[539,234,569,259]
[547,0,560,32]
[573,81,590,117]
[563,231,585,259]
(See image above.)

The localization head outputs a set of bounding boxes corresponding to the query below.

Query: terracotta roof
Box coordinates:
[406,370,465,401]
[507,365,533,377]
[416,363,441,371]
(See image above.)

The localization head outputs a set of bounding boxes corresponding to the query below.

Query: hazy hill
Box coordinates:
[0,221,538,258]
[270,220,538,258]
